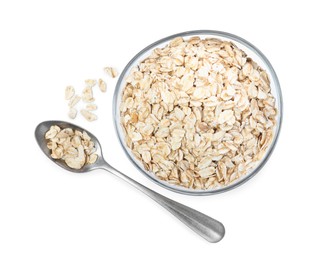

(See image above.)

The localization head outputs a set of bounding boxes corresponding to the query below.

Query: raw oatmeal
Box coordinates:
[120,36,277,190]
[45,125,98,169]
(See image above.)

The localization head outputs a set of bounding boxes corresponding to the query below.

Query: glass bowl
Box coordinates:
[113,30,283,195]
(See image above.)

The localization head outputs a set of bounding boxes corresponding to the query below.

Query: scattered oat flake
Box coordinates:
[86,103,97,111]
[81,109,97,122]
[98,78,107,92]
[68,107,77,119]
[65,86,75,100]
[85,79,97,87]
[82,86,95,103]
[104,67,118,78]
[68,95,81,108]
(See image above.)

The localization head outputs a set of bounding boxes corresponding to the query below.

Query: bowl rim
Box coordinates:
[112,30,283,196]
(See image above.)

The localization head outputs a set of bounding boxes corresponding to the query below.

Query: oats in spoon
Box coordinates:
[45,125,98,169]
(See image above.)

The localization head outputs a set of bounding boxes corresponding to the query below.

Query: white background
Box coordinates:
[0,0,318,259]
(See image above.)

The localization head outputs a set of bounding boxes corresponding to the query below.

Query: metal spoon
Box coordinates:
[35,120,225,243]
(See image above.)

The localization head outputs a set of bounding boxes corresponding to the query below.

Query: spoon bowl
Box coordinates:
[35,120,104,173]
[35,120,225,243]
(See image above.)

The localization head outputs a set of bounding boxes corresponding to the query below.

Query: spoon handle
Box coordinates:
[101,163,225,243]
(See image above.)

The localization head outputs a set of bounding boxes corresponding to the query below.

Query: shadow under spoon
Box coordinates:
[35,120,225,243]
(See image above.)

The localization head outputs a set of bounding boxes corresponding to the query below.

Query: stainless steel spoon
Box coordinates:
[35,120,225,243]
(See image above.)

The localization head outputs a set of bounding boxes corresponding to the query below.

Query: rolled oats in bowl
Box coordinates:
[114,31,282,195]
